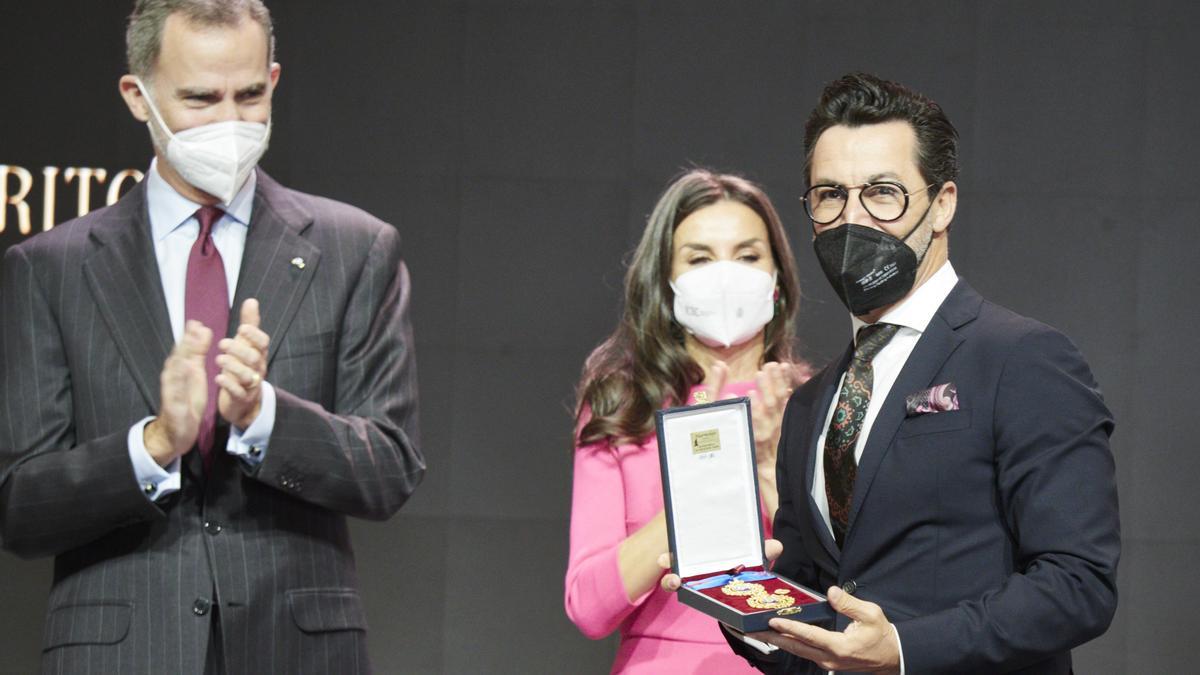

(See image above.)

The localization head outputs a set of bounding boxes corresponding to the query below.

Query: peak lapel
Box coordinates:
[844,281,982,546]
[803,346,853,564]
[81,181,173,409]
[230,171,320,361]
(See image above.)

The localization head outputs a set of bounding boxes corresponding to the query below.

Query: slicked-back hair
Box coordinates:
[575,169,803,446]
[126,0,275,80]
[803,73,959,195]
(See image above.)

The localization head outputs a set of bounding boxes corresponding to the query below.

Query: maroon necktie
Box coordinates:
[185,205,229,469]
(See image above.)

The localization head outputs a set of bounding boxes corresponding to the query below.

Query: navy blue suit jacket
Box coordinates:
[731,280,1119,674]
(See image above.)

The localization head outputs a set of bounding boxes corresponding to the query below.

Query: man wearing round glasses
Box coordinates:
[720,73,1120,673]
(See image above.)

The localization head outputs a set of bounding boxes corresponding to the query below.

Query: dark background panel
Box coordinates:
[629,2,809,183]
[1141,5,1200,195]
[970,1,1147,198]
[351,516,450,673]
[442,518,616,675]
[277,1,467,180]
[1126,204,1200,541]
[445,346,580,520]
[452,178,628,353]
[1122,539,1199,673]
[2,1,1197,673]
[460,1,636,181]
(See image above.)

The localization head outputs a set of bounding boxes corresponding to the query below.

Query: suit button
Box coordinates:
[192,598,211,616]
[841,580,858,595]
[204,521,222,535]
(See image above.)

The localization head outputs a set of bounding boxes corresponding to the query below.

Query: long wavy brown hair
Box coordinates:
[575,169,802,445]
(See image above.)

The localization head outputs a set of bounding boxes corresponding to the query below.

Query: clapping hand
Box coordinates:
[748,362,797,467]
[216,299,271,429]
[145,320,211,466]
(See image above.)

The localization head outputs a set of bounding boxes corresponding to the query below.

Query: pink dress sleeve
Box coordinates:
[563,408,648,639]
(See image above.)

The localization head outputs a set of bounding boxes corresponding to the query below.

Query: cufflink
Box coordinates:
[249,445,261,457]
[142,482,156,495]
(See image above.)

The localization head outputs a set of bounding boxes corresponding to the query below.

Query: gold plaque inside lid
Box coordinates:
[690,428,721,455]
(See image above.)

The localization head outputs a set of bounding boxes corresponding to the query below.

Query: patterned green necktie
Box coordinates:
[824,322,900,548]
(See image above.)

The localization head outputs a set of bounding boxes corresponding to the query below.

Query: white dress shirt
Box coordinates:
[127,161,276,499]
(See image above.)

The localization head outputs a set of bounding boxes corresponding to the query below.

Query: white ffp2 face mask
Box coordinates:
[135,78,271,204]
[670,261,777,349]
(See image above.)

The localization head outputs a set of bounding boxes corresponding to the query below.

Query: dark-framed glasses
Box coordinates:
[802,181,937,225]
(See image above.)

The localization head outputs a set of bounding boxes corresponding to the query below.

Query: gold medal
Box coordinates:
[747,592,796,610]
[721,579,764,597]
[774,588,791,595]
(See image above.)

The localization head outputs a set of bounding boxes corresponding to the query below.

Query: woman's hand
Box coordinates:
[695,360,798,520]
[749,362,797,467]
[617,510,670,602]
[750,362,797,520]
[697,360,730,404]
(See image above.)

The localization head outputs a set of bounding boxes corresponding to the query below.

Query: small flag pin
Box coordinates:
[291,257,306,270]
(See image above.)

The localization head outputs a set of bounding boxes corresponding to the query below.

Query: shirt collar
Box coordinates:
[145,158,256,242]
[851,260,958,340]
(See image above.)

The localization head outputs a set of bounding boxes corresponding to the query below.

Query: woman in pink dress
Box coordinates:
[565,170,809,673]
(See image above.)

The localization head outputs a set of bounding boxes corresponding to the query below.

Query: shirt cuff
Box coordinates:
[226,380,275,466]
[724,623,780,655]
[892,623,905,675]
[128,417,181,501]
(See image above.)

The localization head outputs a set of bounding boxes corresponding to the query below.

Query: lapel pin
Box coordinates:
[290,257,306,270]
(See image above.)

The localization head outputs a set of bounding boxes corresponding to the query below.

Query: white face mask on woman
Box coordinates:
[135,78,271,204]
[670,260,777,349]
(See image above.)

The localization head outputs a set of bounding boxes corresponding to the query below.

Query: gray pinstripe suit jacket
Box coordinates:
[0,170,424,674]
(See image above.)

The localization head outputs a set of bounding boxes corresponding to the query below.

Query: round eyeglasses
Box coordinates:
[802,181,937,225]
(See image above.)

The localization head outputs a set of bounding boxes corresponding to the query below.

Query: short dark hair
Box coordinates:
[803,73,959,193]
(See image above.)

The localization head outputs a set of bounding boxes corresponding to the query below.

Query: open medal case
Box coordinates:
[656,397,832,632]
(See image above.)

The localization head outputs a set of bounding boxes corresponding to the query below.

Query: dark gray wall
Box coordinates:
[2,1,1197,672]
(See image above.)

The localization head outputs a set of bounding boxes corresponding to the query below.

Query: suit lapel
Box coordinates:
[230,170,320,362]
[82,181,173,409]
[844,281,982,546]
[802,346,853,565]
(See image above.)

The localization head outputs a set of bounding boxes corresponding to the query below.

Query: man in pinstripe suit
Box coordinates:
[0,1,424,673]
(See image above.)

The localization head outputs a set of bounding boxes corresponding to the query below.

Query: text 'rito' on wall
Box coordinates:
[2,165,144,235]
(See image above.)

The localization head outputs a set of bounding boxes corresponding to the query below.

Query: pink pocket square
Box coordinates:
[905,382,959,416]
